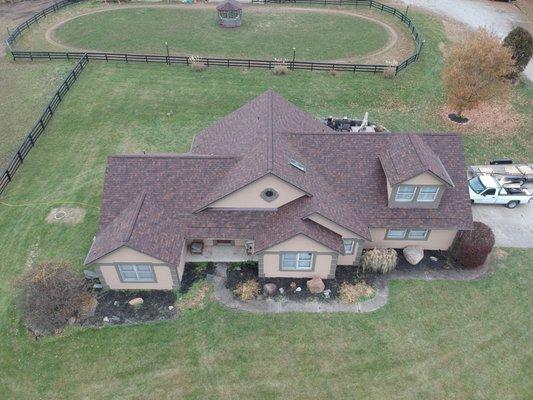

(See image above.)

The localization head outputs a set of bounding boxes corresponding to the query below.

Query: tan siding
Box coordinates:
[403,172,445,185]
[177,241,187,281]
[366,228,457,250]
[208,174,306,209]
[100,265,174,290]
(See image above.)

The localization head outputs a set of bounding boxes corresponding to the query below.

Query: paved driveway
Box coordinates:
[471,184,533,248]
[397,0,533,81]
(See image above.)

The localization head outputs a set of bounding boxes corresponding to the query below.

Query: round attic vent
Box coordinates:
[260,188,279,202]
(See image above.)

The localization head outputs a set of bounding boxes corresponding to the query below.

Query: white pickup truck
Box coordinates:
[469,175,532,208]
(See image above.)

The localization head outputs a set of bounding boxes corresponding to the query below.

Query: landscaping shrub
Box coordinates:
[451,221,495,269]
[361,248,398,274]
[273,58,289,75]
[382,65,396,79]
[339,281,374,304]
[188,56,206,72]
[228,260,258,272]
[233,279,260,301]
[503,27,533,77]
[15,261,93,336]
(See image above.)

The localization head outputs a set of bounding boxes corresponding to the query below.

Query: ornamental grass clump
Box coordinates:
[188,55,206,72]
[339,281,374,304]
[234,279,260,301]
[273,58,289,75]
[361,248,398,274]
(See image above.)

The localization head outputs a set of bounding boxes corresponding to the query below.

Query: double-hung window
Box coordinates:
[385,229,430,240]
[407,229,429,240]
[395,185,416,202]
[417,186,439,202]
[385,229,407,239]
[281,252,313,270]
[343,239,356,255]
[117,264,156,282]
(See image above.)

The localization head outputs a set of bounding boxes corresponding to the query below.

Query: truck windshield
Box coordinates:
[469,177,485,194]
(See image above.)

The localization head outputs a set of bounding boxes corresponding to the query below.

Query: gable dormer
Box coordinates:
[206,173,308,210]
[380,135,454,209]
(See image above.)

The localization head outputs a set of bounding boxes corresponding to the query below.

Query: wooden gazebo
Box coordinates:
[216,0,242,28]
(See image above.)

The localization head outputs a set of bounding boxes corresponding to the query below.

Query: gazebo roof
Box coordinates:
[216,0,242,12]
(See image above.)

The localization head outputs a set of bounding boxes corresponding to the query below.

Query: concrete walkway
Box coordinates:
[207,257,491,314]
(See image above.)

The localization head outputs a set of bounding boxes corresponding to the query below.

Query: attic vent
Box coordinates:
[289,159,306,172]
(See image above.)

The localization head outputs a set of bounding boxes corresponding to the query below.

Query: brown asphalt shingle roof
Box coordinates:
[85,90,473,267]
[216,0,242,11]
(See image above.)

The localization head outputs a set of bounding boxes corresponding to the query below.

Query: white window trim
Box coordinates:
[281,252,314,271]
[407,229,429,240]
[117,264,156,283]
[343,239,356,255]
[417,186,439,202]
[385,229,408,240]
[385,228,430,241]
[395,185,416,202]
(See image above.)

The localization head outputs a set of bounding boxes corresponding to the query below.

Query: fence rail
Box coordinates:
[0,54,89,196]
[5,0,84,49]
[253,0,424,72]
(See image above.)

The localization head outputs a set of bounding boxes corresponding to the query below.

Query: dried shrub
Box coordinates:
[361,248,398,274]
[339,281,374,304]
[175,281,211,312]
[451,221,495,269]
[188,56,206,72]
[15,261,94,336]
[273,58,289,76]
[233,279,260,301]
[503,27,533,75]
[382,66,396,79]
[443,29,514,117]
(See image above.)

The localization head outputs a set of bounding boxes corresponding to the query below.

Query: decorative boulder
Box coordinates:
[306,277,325,294]
[263,283,277,296]
[128,297,144,306]
[403,246,424,265]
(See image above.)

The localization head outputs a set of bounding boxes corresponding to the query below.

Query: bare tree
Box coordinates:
[443,29,514,120]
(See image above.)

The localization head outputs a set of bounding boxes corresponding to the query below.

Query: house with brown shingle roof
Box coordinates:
[85,91,473,290]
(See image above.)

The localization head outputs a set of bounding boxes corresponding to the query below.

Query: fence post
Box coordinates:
[17,151,23,164]
[5,170,11,182]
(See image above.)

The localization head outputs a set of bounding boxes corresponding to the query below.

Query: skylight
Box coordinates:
[289,159,306,172]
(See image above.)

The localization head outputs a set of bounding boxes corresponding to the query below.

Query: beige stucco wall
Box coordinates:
[208,174,306,209]
[260,234,335,279]
[92,246,176,290]
[366,229,457,250]
[403,172,445,185]
[306,213,360,265]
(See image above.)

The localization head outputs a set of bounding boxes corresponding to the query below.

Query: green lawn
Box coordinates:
[53,7,389,60]
[0,5,532,399]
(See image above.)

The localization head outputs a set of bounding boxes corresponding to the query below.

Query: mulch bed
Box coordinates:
[180,262,215,293]
[80,290,177,327]
[395,250,460,273]
[226,264,376,301]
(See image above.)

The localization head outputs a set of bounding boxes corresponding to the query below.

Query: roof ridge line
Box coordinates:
[267,90,274,171]
[124,191,147,243]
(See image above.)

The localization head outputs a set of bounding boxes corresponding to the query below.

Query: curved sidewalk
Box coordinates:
[208,255,492,314]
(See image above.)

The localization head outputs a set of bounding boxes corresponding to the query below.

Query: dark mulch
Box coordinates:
[226,265,259,290]
[180,262,215,293]
[80,290,177,327]
[395,250,460,273]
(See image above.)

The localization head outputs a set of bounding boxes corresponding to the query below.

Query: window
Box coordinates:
[407,229,429,240]
[483,189,496,196]
[417,186,439,202]
[395,186,416,202]
[281,252,313,270]
[385,229,430,240]
[260,188,279,202]
[386,229,407,239]
[117,264,155,282]
[343,239,356,255]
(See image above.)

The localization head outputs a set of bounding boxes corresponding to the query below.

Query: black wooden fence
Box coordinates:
[253,0,424,73]
[0,54,89,196]
[11,50,392,72]
[4,0,84,49]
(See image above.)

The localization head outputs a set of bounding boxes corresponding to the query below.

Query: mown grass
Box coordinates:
[0,5,531,399]
[53,7,389,60]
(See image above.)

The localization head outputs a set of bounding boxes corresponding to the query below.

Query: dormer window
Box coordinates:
[260,188,279,202]
[289,159,306,172]
[395,185,416,202]
[417,186,439,202]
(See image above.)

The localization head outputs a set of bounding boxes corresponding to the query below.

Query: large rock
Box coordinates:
[263,283,277,296]
[128,297,144,306]
[403,246,424,265]
[306,277,325,294]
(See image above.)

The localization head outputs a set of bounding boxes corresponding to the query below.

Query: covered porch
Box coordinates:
[184,238,256,263]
